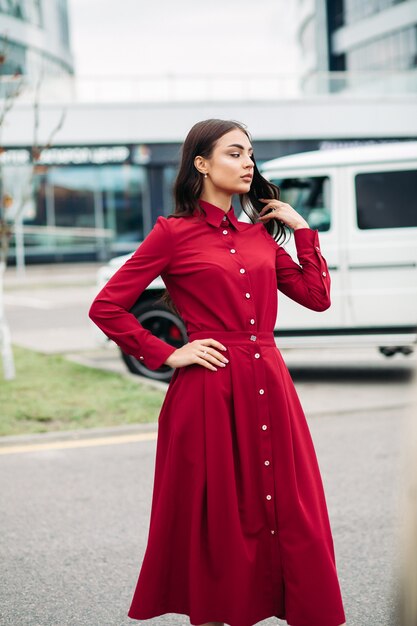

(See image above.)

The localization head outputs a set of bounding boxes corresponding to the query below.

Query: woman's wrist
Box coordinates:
[165,351,176,367]
[293,219,310,230]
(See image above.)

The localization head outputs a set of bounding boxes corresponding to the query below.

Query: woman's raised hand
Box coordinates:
[257,198,309,230]
[164,339,229,371]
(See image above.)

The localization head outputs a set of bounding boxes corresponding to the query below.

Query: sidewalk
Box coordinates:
[4,261,105,354]
[4,262,102,290]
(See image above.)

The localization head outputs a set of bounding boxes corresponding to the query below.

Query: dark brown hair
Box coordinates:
[158,118,286,313]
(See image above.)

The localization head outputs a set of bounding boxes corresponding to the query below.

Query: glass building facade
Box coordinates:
[347,23,416,71]
[330,0,417,73]
[1,144,174,262]
[341,0,409,27]
[297,0,417,93]
[0,0,73,79]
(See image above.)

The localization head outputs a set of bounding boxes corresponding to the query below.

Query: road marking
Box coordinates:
[0,431,158,456]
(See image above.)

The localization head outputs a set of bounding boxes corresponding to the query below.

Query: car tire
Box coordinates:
[120,299,187,382]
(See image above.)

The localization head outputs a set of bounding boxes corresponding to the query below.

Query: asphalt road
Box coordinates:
[0,400,413,626]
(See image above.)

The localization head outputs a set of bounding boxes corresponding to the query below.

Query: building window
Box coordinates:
[346,25,417,72]
[356,169,417,229]
[45,165,145,242]
[0,0,42,27]
[270,176,332,231]
[15,164,147,258]
[57,0,70,49]
[343,0,407,25]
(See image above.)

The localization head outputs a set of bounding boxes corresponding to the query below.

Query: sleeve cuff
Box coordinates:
[293,227,319,247]
[136,339,177,371]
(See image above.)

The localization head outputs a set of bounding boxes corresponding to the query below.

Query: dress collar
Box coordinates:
[193,199,245,231]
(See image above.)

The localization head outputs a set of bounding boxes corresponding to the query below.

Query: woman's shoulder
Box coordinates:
[153,214,192,230]
[165,213,202,232]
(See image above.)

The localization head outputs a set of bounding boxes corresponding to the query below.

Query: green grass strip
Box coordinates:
[0,345,164,437]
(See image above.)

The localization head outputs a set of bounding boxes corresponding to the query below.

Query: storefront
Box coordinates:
[2,143,180,263]
[2,138,321,264]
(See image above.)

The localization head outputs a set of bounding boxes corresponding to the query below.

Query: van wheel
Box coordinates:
[120,300,187,382]
[379,347,396,357]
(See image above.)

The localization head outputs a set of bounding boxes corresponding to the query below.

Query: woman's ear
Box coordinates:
[194,155,206,175]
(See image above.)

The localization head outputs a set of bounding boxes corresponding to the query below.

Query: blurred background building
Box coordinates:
[0,0,73,80]
[297,0,417,93]
[0,0,416,265]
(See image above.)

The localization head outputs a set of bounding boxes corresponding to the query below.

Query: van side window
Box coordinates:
[270,176,331,232]
[356,169,417,229]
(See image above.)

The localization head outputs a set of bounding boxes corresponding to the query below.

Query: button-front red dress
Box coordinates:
[89,199,346,626]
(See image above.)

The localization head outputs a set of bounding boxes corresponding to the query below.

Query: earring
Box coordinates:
[203,173,208,178]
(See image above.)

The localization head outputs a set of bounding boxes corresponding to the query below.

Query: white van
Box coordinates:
[94,141,417,380]
[261,141,417,356]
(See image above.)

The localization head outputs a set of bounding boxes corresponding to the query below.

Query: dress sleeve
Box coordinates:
[275,228,331,312]
[88,216,177,370]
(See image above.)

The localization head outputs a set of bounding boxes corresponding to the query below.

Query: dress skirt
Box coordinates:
[127,330,346,626]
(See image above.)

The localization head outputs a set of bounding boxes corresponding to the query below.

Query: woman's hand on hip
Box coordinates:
[257,198,309,230]
[164,339,229,371]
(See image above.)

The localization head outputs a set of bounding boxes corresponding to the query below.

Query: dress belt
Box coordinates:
[187,330,276,347]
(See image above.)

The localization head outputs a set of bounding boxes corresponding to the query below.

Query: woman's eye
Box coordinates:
[230,153,240,158]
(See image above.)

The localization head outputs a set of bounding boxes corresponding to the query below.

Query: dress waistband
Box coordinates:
[187,330,276,347]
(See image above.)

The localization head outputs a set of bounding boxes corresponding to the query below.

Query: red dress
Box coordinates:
[89,199,346,626]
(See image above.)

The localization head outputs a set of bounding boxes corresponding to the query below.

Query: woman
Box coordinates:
[88,119,347,626]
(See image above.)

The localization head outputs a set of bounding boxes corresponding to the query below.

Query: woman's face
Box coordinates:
[196,128,254,196]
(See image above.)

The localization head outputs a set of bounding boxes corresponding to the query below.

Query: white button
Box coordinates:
[139,356,144,360]
[245,293,251,298]
[255,353,260,358]
[222,229,228,234]
[230,248,236,253]
[259,389,265,395]
[266,494,272,500]
[239,268,245,274]
[271,530,275,535]
[261,425,267,431]
[250,335,257,341]
[222,215,227,221]
[264,460,270,466]
[250,319,255,325]
[322,271,327,277]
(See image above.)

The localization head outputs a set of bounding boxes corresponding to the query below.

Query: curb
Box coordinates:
[0,402,410,448]
[0,421,159,447]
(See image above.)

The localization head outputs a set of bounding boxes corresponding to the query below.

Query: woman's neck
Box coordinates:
[199,192,232,213]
